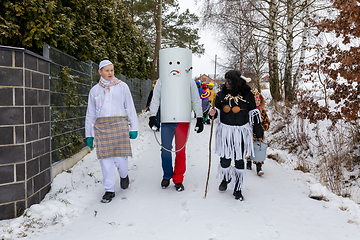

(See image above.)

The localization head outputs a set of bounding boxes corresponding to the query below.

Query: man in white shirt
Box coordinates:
[85,60,138,203]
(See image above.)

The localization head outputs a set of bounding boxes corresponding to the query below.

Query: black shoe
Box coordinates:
[101,191,115,203]
[161,178,170,188]
[233,190,244,201]
[246,161,252,170]
[120,175,129,189]
[256,163,264,176]
[175,183,185,192]
[218,178,231,192]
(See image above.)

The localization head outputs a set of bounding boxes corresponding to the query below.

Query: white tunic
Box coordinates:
[85,81,139,138]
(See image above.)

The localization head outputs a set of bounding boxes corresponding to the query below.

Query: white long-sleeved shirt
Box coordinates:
[85,81,139,137]
[149,79,202,118]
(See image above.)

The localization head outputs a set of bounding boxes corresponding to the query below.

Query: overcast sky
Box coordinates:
[178,0,226,79]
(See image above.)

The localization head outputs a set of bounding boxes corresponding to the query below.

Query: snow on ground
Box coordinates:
[1,108,360,240]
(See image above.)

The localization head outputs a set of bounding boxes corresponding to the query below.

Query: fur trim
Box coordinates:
[231,168,246,191]
[216,164,232,182]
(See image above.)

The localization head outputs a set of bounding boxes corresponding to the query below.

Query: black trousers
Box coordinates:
[220,157,245,169]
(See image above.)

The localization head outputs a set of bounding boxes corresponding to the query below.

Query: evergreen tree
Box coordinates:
[0,0,151,79]
[122,0,204,79]
[0,0,74,52]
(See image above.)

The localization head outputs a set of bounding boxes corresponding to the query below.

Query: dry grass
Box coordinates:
[269,101,360,200]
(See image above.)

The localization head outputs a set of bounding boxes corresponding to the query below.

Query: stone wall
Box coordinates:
[0,46,51,220]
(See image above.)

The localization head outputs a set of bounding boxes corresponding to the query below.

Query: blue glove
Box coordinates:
[129,131,138,139]
[86,137,94,150]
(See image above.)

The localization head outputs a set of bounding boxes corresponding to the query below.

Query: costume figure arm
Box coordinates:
[123,83,139,131]
[190,80,202,117]
[149,79,161,117]
[85,89,96,138]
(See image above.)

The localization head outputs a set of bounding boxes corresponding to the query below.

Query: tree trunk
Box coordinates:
[268,0,281,101]
[284,0,294,102]
[153,0,162,80]
[293,0,309,101]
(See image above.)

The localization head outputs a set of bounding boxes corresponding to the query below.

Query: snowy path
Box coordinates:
[1,113,360,240]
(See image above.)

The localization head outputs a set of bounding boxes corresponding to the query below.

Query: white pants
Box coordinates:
[99,157,128,192]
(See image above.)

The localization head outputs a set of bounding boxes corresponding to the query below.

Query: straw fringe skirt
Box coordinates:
[215,122,254,160]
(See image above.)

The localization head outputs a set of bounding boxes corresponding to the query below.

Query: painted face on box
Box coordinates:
[159,48,193,123]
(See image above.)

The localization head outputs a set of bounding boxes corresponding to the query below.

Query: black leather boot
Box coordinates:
[256,163,264,176]
[232,182,244,201]
[246,160,252,170]
[218,178,231,192]
[120,175,129,189]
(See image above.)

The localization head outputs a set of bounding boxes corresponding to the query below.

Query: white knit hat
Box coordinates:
[99,60,113,70]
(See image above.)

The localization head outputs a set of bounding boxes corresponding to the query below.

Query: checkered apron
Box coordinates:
[94,116,132,159]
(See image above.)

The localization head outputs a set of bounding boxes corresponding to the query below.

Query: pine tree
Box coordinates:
[122,0,204,79]
[0,0,151,79]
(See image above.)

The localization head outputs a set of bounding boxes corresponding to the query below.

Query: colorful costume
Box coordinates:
[200,83,211,124]
[208,82,215,106]
[149,48,203,192]
[246,90,270,175]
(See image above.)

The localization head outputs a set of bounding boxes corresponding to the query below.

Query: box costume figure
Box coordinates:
[149,48,204,191]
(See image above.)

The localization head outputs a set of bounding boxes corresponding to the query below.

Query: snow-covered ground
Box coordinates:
[1,99,360,240]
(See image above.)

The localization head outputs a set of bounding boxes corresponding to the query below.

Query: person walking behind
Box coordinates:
[246,90,270,176]
[145,80,160,130]
[200,82,211,124]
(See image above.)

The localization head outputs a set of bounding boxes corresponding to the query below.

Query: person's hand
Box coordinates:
[257,138,263,141]
[149,116,158,130]
[129,131,138,139]
[195,117,204,133]
[86,137,94,150]
[209,108,216,117]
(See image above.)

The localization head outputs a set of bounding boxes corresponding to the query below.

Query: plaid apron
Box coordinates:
[94,116,132,159]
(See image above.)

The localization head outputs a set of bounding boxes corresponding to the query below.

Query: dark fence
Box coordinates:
[43,44,152,165]
[0,44,152,220]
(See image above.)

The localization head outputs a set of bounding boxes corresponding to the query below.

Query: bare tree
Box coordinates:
[198,0,328,102]
[199,0,268,90]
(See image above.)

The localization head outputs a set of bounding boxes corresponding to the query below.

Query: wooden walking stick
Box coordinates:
[204,78,217,198]
[204,108,215,198]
